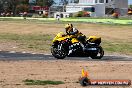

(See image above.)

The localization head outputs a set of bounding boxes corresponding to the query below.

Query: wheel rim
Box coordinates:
[90,46,104,59]
[97,47,104,58]
[52,46,67,57]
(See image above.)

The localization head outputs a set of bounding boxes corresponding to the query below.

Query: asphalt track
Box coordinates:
[0,51,131,61]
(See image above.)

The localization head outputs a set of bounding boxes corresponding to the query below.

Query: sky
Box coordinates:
[129,0,132,4]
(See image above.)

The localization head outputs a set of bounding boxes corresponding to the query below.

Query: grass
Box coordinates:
[0,20,131,55]
[23,79,64,85]
[2,18,132,32]
[0,33,131,55]
[70,16,132,20]
[0,18,57,24]
[0,33,54,52]
[0,33,53,41]
[102,41,132,55]
[1,17,132,25]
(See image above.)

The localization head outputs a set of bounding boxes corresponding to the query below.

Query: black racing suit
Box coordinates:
[66,28,86,44]
[66,28,78,35]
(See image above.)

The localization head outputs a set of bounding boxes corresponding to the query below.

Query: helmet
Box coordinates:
[65,23,73,32]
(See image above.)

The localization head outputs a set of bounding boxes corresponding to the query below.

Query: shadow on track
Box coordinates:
[0,51,131,61]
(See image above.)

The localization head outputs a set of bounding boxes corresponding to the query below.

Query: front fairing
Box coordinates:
[52,32,79,43]
[53,32,70,43]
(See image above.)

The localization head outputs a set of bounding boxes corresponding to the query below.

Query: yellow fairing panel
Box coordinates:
[88,36,101,42]
[71,38,79,43]
[53,32,65,42]
[53,36,68,42]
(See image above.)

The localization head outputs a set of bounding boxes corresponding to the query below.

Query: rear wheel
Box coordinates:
[51,44,68,59]
[90,46,104,59]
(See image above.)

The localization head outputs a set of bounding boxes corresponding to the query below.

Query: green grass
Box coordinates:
[102,41,132,55]
[0,33,54,52]
[1,18,132,28]
[0,33,53,41]
[0,18,57,24]
[69,17,132,20]
[23,79,64,85]
[1,17,132,25]
[0,19,132,54]
[0,33,131,54]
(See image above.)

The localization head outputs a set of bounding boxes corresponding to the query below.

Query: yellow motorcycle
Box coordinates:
[51,32,104,59]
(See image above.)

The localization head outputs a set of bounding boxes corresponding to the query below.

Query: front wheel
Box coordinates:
[51,44,68,59]
[90,46,104,59]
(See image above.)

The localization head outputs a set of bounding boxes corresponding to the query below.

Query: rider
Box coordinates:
[64,23,86,44]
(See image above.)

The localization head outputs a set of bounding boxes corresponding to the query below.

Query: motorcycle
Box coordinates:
[51,32,104,59]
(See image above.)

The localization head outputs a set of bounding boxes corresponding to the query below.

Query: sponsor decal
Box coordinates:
[79,69,131,86]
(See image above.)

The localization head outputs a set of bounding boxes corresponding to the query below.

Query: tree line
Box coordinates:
[0,0,54,16]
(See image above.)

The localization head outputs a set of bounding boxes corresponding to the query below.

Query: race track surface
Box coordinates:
[0,51,131,61]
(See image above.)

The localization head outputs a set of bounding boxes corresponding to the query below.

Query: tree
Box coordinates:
[16,0,29,12]
[36,0,43,6]
[0,0,4,12]
[36,0,54,7]
[129,5,132,8]
[0,0,29,16]
[10,0,20,16]
[74,0,79,3]
[16,4,29,13]
[10,0,29,15]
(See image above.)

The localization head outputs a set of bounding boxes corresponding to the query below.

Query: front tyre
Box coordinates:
[90,46,104,59]
[51,45,67,59]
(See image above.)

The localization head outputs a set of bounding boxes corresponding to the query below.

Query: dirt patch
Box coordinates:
[0,21,132,41]
[0,60,131,88]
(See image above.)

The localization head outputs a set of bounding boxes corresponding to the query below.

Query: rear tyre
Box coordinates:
[90,46,104,59]
[51,45,67,59]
